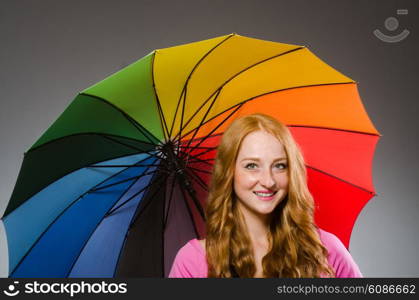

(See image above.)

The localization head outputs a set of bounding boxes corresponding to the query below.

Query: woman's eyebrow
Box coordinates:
[240,157,287,162]
[273,157,287,161]
[241,157,260,161]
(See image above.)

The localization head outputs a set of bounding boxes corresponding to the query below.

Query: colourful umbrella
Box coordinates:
[0,33,379,278]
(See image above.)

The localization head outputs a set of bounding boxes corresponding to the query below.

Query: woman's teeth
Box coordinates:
[254,192,275,197]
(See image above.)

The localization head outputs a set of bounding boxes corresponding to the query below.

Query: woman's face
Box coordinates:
[233,130,289,218]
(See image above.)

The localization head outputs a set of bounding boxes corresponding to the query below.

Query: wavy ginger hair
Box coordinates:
[205,114,335,277]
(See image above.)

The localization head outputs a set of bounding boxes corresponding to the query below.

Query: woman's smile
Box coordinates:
[253,190,277,201]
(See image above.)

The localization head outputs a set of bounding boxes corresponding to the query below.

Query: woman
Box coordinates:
[169,114,362,278]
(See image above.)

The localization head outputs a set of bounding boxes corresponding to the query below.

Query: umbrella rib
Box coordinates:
[181,132,223,143]
[180,102,243,159]
[288,124,381,137]
[168,89,186,138]
[187,156,215,163]
[99,135,162,161]
[185,169,209,192]
[90,170,158,193]
[306,165,376,195]
[177,149,213,167]
[85,156,158,199]
[103,181,150,217]
[99,134,154,153]
[178,81,356,140]
[80,92,160,145]
[112,171,168,277]
[151,51,170,142]
[187,157,215,166]
[178,172,206,220]
[168,34,235,138]
[65,162,157,277]
[176,88,188,155]
[160,173,167,277]
[177,146,216,163]
[88,164,161,168]
[179,145,216,150]
[104,166,159,217]
[28,132,157,154]
[10,156,157,276]
[172,46,305,141]
[125,115,161,146]
[127,172,168,230]
[181,147,216,160]
[86,157,158,195]
[177,177,201,238]
[196,158,215,163]
[180,88,222,155]
[163,174,177,229]
[187,166,213,175]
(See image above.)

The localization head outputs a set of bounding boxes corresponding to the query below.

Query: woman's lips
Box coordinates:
[253,191,277,201]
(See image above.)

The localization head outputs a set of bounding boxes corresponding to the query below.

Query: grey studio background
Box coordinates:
[0,0,418,277]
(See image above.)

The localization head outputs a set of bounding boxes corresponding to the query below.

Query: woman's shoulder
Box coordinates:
[317,228,344,249]
[168,238,207,278]
[317,228,363,278]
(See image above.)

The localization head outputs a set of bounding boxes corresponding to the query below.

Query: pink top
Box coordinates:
[168,229,362,278]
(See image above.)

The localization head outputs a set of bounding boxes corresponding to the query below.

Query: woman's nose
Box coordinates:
[259,168,275,188]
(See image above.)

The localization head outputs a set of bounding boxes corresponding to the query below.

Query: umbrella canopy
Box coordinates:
[0,33,379,278]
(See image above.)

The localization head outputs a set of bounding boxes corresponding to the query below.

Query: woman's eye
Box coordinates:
[245,163,258,169]
[274,163,287,170]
